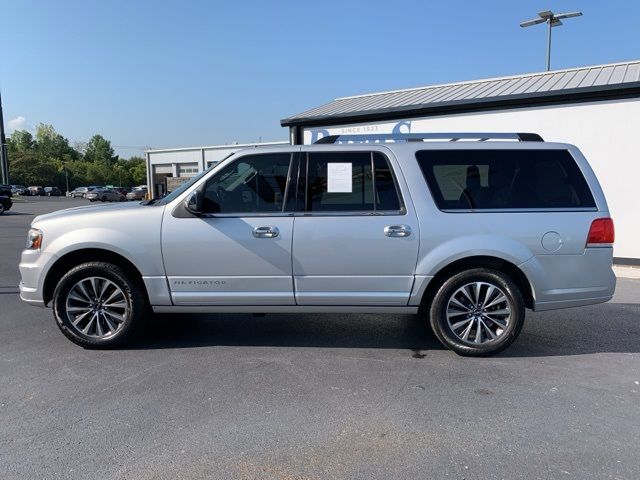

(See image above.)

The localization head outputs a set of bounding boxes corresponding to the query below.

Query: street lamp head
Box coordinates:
[520,10,583,27]
[520,17,546,27]
[519,10,583,71]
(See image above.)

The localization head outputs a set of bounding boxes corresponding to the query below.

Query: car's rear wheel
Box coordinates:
[0,204,5,215]
[53,262,146,348]
[428,268,525,356]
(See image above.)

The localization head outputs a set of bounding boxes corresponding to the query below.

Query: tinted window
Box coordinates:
[305,152,401,212]
[416,149,595,210]
[202,153,292,213]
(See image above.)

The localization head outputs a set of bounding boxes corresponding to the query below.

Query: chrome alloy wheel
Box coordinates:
[445,281,511,344]
[65,277,129,338]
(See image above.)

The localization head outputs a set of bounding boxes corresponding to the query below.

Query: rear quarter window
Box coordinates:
[416,149,596,210]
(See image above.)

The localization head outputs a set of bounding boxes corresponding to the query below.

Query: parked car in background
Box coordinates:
[0,185,13,197]
[0,195,12,214]
[70,187,89,198]
[11,185,26,195]
[27,186,46,196]
[85,188,125,202]
[44,187,62,196]
[126,186,147,201]
[113,187,131,196]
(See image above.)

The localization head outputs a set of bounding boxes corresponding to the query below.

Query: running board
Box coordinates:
[152,305,419,314]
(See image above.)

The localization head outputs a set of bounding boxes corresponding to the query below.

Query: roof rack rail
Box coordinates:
[314,132,544,144]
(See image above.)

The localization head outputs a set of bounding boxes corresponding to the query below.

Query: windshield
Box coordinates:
[148,153,235,206]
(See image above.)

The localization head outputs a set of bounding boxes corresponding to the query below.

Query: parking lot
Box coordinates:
[0,196,639,479]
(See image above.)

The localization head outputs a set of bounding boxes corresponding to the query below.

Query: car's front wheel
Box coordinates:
[428,268,525,356]
[53,262,146,348]
[0,203,5,215]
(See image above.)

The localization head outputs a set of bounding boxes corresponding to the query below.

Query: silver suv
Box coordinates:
[19,133,616,355]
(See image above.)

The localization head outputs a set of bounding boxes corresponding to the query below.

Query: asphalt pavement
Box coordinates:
[1,196,639,479]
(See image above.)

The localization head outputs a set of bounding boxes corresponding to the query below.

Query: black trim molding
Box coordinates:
[614,257,640,267]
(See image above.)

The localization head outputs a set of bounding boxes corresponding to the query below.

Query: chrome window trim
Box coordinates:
[301,150,407,216]
[440,207,599,213]
[200,152,294,216]
[295,210,406,217]
[200,212,295,218]
[200,210,406,219]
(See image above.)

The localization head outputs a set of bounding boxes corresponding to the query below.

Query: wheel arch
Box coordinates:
[420,255,535,311]
[43,248,148,306]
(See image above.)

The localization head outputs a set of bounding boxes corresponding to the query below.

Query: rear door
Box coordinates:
[292,148,419,305]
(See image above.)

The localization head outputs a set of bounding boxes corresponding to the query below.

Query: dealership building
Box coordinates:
[147,60,640,262]
[145,141,288,197]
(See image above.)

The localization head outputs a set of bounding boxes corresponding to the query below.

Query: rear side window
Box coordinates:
[416,149,595,210]
[305,151,402,212]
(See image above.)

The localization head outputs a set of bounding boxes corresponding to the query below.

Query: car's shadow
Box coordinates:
[128,301,640,357]
[131,312,443,353]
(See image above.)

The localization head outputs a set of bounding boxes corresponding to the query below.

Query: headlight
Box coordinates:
[26,228,43,250]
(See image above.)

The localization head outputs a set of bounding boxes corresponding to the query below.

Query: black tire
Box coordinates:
[428,268,525,357]
[0,204,4,214]
[101,196,106,202]
[52,262,147,348]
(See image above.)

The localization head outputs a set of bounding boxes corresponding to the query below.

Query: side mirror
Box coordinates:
[184,190,203,215]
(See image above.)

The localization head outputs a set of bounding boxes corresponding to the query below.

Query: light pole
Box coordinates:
[520,10,583,71]
[0,90,8,185]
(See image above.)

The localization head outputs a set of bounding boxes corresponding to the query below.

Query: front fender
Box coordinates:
[43,228,165,277]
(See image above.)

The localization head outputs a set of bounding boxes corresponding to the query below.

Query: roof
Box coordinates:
[281,60,640,127]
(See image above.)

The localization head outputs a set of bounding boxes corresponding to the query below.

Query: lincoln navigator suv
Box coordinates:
[19,133,616,356]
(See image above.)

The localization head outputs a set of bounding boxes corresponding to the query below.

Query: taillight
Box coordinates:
[586,218,615,246]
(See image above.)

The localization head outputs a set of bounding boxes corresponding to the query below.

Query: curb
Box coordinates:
[613,266,640,280]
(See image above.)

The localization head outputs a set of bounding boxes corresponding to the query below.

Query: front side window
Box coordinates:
[202,153,292,214]
[416,149,596,210]
[305,151,402,212]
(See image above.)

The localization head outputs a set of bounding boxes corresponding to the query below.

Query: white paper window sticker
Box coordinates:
[327,163,352,193]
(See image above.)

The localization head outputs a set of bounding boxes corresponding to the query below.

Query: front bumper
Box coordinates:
[19,282,46,307]
[19,249,57,308]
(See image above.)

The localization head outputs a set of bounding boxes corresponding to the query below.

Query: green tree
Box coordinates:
[8,151,58,186]
[126,156,147,185]
[84,134,118,165]
[7,130,35,153]
[35,123,78,161]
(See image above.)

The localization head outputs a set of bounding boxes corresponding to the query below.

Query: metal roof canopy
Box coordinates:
[282,60,640,128]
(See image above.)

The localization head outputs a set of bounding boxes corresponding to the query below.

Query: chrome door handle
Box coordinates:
[252,226,279,238]
[384,225,412,237]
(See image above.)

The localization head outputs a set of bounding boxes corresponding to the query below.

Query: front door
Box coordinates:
[161,151,297,305]
[292,149,419,306]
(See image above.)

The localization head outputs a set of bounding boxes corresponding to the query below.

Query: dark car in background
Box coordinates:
[44,187,62,196]
[126,186,147,201]
[85,188,125,202]
[112,187,131,196]
[0,195,12,214]
[26,186,46,196]
[0,185,13,198]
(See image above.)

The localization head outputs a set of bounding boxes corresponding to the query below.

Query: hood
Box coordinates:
[32,201,148,225]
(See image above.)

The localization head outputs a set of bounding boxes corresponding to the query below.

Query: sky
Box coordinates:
[1,0,639,157]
